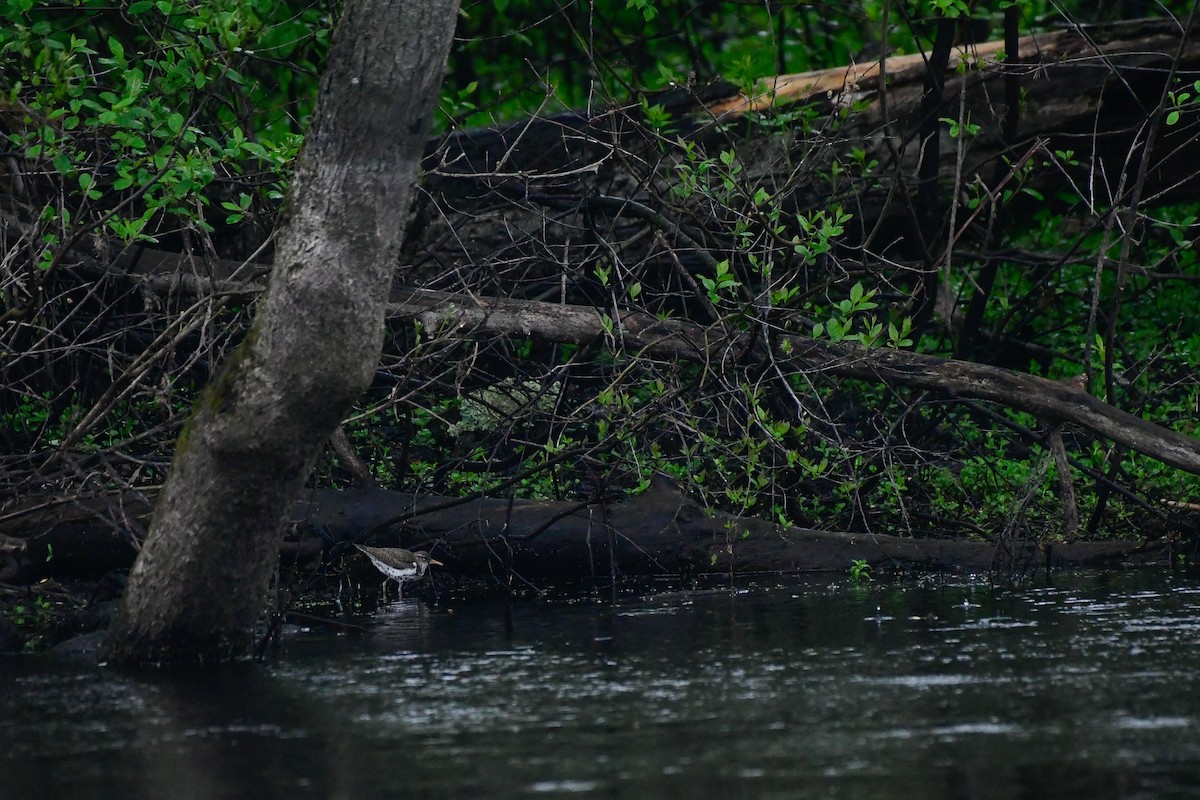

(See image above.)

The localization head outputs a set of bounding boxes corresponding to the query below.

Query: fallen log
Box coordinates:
[0,493,147,582]
[293,476,1169,582]
[0,479,1170,587]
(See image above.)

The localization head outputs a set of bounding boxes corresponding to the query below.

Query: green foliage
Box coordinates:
[2,389,183,452]
[640,99,672,133]
[1167,79,1200,126]
[941,113,981,139]
[6,595,58,649]
[671,132,909,358]
[625,0,657,23]
[1,0,324,248]
[699,258,740,304]
[848,558,872,584]
[927,0,973,17]
[812,281,882,345]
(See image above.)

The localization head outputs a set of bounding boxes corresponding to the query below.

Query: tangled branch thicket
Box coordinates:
[3,1,1199,556]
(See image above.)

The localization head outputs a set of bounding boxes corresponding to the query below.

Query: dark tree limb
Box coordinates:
[290,479,1166,582]
[910,13,957,332]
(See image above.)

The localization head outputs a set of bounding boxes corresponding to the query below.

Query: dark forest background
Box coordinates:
[3,0,1198,568]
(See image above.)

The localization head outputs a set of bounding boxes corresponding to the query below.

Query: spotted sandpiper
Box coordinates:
[354,544,443,600]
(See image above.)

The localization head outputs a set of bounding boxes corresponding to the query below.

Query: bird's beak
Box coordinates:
[430,558,444,566]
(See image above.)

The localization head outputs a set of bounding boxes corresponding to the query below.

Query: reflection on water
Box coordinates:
[3,572,1200,799]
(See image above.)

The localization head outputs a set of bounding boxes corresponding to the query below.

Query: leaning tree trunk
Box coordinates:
[101,0,461,666]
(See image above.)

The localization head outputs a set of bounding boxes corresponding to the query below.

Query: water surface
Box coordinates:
[3,571,1200,799]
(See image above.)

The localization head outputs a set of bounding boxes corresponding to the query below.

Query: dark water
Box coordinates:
[3,572,1200,799]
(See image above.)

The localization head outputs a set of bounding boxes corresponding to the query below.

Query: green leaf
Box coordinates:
[126,69,144,97]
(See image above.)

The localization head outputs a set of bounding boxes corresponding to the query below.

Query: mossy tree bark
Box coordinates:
[101,0,461,666]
